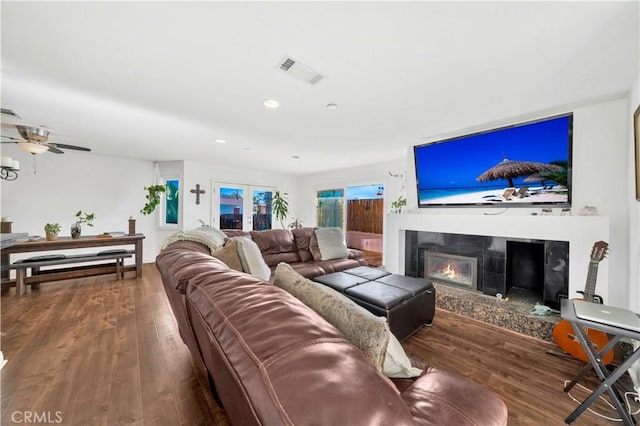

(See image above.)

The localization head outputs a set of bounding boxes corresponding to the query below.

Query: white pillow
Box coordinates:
[273,263,390,371]
[383,332,423,378]
[236,237,271,281]
[315,227,349,260]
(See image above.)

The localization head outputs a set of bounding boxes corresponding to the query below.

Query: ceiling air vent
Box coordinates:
[275,55,323,85]
[0,108,21,119]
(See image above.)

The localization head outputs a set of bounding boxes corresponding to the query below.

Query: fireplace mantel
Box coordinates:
[384,213,610,302]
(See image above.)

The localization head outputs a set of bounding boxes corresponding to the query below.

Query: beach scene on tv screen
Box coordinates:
[415,115,571,206]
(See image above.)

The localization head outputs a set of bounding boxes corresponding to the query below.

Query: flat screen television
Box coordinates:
[414,113,573,208]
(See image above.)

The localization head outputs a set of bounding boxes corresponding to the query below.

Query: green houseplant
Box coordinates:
[391,196,406,213]
[288,217,303,229]
[71,210,95,239]
[141,184,167,215]
[272,190,289,229]
[44,223,61,241]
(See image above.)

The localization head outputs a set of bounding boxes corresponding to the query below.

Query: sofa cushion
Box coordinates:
[236,237,271,281]
[401,366,508,425]
[273,262,389,371]
[250,229,301,267]
[384,332,423,378]
[212,239,243,272]
[309,230,322,261]
[292,227,315,262]
[315,227,349,260]
[156,247,229,293]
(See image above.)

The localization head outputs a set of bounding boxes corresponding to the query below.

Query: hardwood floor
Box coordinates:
[1,264,227,426]
[2,264,637,425]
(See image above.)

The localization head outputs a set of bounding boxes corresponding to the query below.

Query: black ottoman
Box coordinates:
[313,267,435,341]
[313,271,370,292]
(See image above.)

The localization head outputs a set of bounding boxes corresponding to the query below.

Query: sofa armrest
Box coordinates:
[348,248,363,259]
[401,367,508,426]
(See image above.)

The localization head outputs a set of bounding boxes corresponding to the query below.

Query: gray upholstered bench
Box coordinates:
[313,266,435,341]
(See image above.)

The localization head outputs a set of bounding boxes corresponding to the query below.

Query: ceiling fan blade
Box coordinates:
[49,143,91,152]
[48,146,64,154]
[1,135,20,141]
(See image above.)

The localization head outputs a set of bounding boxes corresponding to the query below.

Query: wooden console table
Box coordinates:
[1,234,145,295]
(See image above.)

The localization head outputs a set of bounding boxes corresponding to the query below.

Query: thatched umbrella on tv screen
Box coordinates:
[523,172,549,187]
[476,159,563,188]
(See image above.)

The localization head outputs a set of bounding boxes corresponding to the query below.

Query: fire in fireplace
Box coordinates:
[425,251,479,290]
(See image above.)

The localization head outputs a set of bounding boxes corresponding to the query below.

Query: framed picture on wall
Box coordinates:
[635,104,640,201]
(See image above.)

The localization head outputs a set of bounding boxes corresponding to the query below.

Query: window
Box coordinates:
[316,188,344,228]
[214,182,275,231]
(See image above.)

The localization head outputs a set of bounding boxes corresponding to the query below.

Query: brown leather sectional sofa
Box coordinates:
[224,227,368,277]
[156,228,508,425]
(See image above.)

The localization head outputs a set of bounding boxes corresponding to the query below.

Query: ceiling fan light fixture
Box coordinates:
[18,141,50,155]
[17,125,49,142]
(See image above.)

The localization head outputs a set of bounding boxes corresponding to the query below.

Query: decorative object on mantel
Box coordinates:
[1,217,12,234]
[541,208,552,216]
[128,216,136,235]
[140,184,167,215]
[560,208,571,216]
[272,190,289,229]
[391,196,407,214]
[71,210,95,239]
[44,223,61,241]
[190,184,205,205]
[579,205,599,216]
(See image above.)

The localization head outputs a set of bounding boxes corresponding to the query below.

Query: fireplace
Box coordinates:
[425,251,478,291]
[405,231,570,309]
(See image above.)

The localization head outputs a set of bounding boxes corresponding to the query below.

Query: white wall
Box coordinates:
[0,147,159,262]
[297,97,635,309]
[628,72,640,312]
[0,149,298,263]
[403,98,632,307]
[156,160,298,254]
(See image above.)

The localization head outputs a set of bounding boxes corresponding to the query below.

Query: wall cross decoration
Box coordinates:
[190,184,205,205]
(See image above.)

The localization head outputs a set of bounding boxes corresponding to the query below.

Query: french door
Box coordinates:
[213,182,274,231]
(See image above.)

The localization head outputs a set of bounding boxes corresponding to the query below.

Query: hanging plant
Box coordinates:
[141,184,167,215]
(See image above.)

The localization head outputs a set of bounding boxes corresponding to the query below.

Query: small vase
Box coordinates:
[46,232,58,241]
[71,223,81,239]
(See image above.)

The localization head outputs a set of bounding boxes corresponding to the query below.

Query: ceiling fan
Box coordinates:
[1,124,91,155]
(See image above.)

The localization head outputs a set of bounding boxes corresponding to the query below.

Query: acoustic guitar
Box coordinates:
[552,241,613,365]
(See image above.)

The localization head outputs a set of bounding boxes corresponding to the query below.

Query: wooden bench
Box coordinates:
[2,250,134,296]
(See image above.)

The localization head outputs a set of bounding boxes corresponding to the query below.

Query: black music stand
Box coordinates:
[561,298,640,425]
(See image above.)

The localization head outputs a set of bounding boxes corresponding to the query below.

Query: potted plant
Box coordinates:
[272,190,289,229]
[288,217,303,229]
[141,184,167,215]
[71,210,95,239]
[44,223,61,241]
[391,196,407,213]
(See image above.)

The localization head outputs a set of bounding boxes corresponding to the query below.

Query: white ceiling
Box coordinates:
[1,1,638,175]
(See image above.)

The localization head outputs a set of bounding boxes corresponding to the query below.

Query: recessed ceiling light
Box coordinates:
[264,99,280,108]
[326,103,338,110]
[215,139,227,144]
